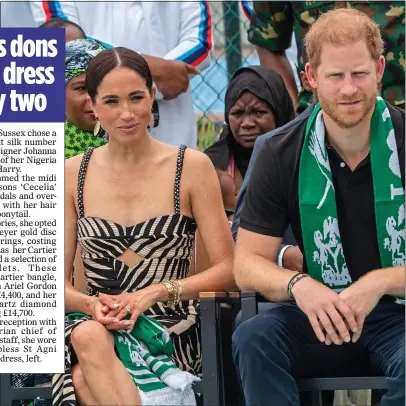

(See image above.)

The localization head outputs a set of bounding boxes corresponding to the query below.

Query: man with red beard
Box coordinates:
[233,8,405,406]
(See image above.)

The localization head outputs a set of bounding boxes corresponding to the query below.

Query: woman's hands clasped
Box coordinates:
[90,284,167,333]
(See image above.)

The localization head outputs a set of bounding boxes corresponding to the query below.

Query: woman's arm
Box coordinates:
[64,158,118,324]
[100,150,235,323]
[175,150,236,298]
[64,157,94,313]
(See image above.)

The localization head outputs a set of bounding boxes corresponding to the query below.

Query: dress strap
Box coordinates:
[77,147,95,218]
[174,145,187,215]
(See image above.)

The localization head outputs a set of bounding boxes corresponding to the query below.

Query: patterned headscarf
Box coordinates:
[65,39,106,84]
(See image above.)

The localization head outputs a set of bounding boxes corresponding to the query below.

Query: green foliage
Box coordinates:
[196,119,223,152]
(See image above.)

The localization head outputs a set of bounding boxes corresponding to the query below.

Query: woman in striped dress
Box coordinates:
[59,47,234,406]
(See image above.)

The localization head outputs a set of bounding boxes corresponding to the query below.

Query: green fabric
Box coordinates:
[65,121,107,159]
[66,313,181,394]
[299,97,405,293]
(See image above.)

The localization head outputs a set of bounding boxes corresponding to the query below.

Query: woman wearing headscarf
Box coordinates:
[205,66,295,212]
[65,38,108,159]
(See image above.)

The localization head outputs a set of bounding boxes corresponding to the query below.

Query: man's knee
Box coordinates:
[234,302,280,330]
[387,355,405,405]
[232,312,285,360]
[232,316,259,356]
[390,354,405,380]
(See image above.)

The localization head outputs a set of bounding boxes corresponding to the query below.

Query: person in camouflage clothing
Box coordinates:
[248,1,405,114]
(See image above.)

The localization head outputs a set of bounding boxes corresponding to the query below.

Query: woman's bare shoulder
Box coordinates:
[181,147,220,196]
[65,153,83,172]
[183,147,215,173]
[65,154,84,190]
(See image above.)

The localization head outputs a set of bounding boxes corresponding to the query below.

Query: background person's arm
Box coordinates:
[29,1,81,25]
[257,48,299,111]
[148,1,213,100]
[163,1,213,73]
[29,2,202,101]
[247,1,299,111]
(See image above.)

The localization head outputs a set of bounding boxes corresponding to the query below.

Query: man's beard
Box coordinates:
[318,87,378,128]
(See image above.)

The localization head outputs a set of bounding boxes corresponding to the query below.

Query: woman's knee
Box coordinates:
[71,364,86,391]
[71,320,113,354]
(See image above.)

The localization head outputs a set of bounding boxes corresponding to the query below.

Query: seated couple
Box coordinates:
[60,37,298,406]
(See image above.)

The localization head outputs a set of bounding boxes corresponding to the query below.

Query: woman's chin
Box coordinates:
[110,128,147,141]
[240,140,256,149]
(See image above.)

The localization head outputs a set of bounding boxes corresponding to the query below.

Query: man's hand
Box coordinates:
[146,56,199,100]
[338,273,384,343]
[282,246,303,273]
[292,276,358,345]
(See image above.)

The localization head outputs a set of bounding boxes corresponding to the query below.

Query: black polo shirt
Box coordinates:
[240,103,405,283]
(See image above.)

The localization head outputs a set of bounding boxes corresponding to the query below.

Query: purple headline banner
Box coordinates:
[0,28,65,123]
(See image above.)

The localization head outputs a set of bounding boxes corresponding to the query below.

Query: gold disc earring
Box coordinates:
[94,118,101,136]
[149,110,155,129]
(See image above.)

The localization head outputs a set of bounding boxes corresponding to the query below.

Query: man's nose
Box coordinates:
[340,74,358,98]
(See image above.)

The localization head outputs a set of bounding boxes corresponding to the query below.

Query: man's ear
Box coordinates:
[375,55,385,84]
[305,62,318,90]
[300,71,312,92]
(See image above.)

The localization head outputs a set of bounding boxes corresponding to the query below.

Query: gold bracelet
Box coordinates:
[162,280,182,310]
[162,281,175,309]
[172,280,182,307]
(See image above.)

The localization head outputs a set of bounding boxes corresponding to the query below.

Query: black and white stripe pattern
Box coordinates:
[53,146,201,406]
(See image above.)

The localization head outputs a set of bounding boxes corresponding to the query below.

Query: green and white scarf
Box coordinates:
[67,313,198,404]
[299,97,405,297]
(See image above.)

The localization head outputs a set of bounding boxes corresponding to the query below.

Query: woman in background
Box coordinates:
[205,66,294,213]
[193,67,294,274]
[65,39,108,159]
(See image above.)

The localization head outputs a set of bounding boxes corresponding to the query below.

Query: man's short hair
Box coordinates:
[304,8,384,68]
[40,18,86,38]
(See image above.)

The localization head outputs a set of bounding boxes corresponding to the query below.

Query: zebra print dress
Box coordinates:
[53,145,200,406]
